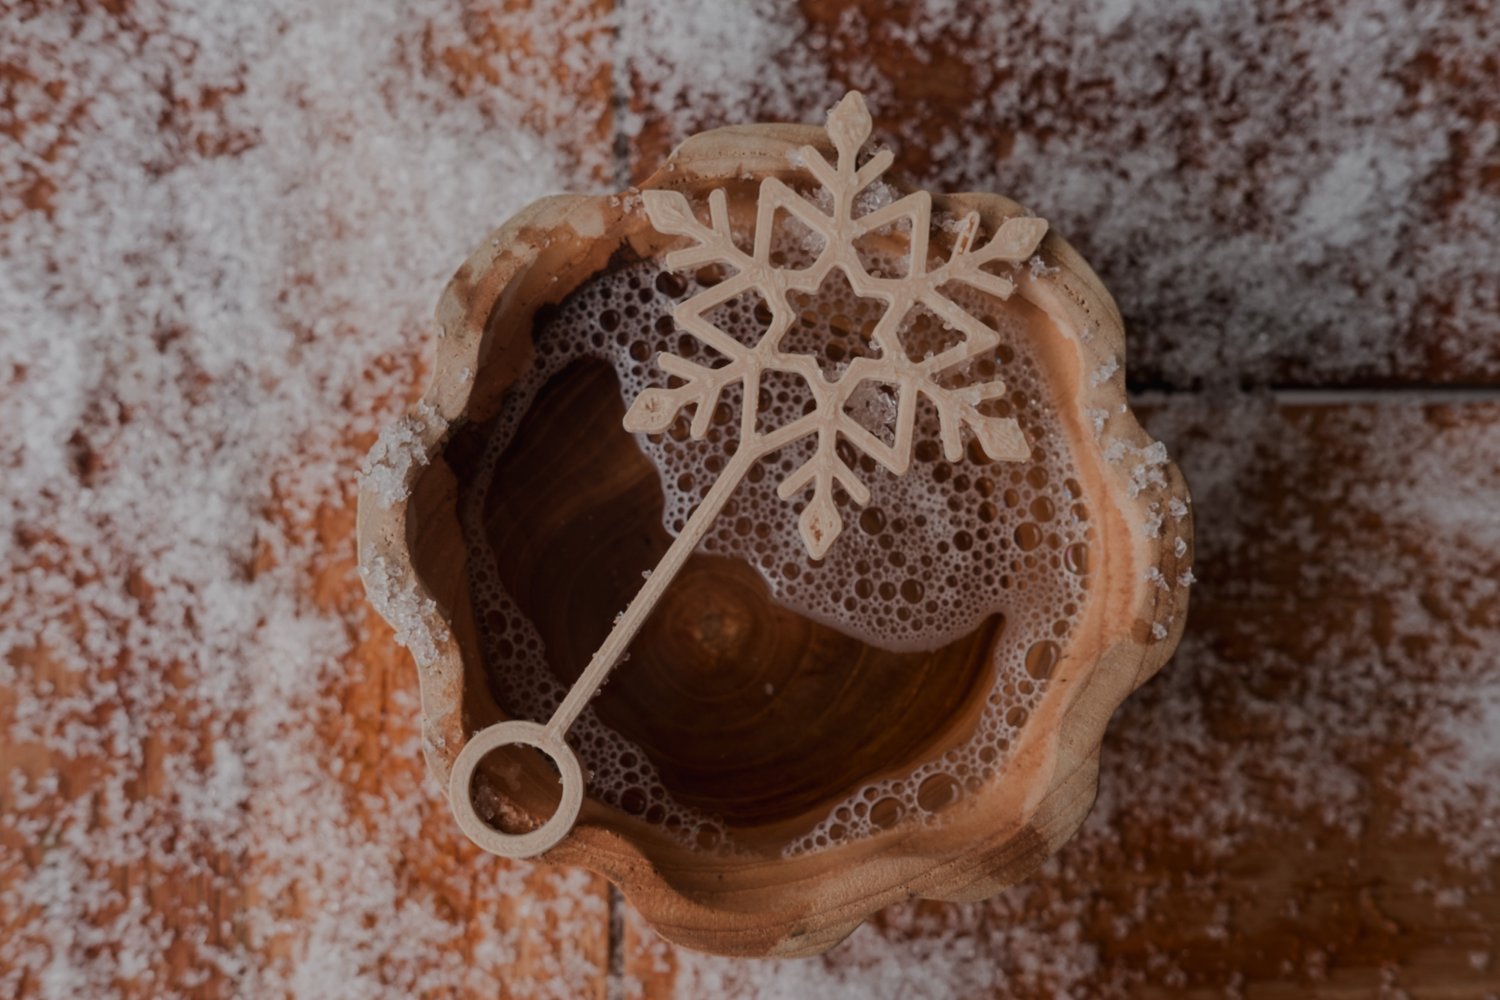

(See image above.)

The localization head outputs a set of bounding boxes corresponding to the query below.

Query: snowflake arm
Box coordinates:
[623,353,752,438]
[642,188,758,280]
[923,377,1030,463]
[776,427,871,560]
[926,212,1049,300]
[907,215,1049,377]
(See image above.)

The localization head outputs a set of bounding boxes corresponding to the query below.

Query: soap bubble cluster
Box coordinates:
[460,233,1091,854]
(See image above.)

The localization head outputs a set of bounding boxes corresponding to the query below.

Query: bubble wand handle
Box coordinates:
[448,443,759,859]
[546,443,760,737]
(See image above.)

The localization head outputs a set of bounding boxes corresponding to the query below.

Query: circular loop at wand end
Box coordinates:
[449,719,584,859]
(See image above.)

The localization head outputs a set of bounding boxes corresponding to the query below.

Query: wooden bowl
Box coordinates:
[357,96,1192,958]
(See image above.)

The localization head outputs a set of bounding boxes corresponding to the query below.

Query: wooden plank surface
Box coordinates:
[4,1,1499,998]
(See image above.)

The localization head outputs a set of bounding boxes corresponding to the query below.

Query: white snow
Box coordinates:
[3,0,1497,996]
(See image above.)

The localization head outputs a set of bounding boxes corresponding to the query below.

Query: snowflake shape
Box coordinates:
[626,91,1049,558]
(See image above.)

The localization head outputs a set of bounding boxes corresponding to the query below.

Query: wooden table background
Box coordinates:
[2,1,1498,997]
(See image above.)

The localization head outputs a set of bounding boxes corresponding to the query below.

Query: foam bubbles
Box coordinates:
[459,225,1092,854]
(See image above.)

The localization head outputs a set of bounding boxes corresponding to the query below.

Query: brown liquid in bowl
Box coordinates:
[460,359,997,833]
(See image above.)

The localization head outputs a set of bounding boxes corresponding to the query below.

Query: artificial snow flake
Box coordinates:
[628,90,1048,558]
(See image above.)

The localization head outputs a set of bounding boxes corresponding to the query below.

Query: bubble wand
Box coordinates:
[450,93,1047,858]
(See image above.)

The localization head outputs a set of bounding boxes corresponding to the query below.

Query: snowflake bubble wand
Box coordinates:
[450,93,1049,858]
